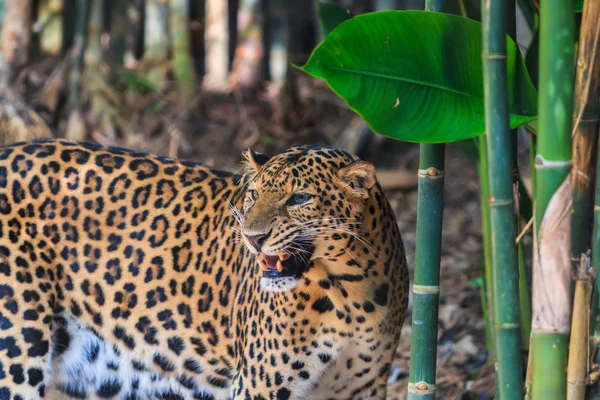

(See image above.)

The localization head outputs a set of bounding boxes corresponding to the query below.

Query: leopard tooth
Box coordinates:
[276,259,283,272]
[278,254,285,261]
[258,257,268,271]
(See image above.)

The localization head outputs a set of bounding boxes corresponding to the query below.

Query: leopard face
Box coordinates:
[239,147,378,293]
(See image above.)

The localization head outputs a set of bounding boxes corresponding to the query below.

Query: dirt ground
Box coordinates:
[4,64,499,398]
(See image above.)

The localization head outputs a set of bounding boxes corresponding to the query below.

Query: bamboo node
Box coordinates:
[495,322,521,329]
[417,167,445,179]
[482,52,508,60]
[407,382,436,395]
[488,197,513,207]
[534,155,572,169]
[412,284,440,294]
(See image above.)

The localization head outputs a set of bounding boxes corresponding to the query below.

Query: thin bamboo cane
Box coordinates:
[482,0,524,397]
[525,132,537,399]
[567,1,600,399]
[530,0,576,398]
[406,1,447,398]
[477,136,496,358]
[507,0,532,352]
[567,254,593,400]
[589,129,600,400]
[571,0,600,289]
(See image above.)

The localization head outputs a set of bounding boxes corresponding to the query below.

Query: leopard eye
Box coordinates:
[248,189,258,201]
[286,192,313,206]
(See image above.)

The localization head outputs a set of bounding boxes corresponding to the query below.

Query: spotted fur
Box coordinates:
[0,139,408,399]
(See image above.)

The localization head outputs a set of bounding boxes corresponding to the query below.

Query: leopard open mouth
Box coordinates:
[258,246,312,279]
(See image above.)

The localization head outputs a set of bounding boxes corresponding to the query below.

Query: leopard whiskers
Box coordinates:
[299,226,381,258]
[226,198,245,227]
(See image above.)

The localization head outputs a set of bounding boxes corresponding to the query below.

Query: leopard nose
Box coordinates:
[246,232,270,252]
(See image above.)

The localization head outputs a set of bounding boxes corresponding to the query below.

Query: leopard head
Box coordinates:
[239,146,377,292]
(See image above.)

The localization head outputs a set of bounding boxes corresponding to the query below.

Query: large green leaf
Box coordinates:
[317,2,351,36]
[299,10,538,143]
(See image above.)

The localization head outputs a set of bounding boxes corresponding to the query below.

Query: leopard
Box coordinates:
[0,138,409,400]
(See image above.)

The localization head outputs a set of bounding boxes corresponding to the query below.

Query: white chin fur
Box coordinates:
[260,277,300,292]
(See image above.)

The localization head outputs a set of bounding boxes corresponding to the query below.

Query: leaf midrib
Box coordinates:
[326,66,482,102]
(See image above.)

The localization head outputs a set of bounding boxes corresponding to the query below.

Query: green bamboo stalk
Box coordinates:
[406,2,447,398]
[507,0,532,353]
[517,229,532,349]
[478,135,496,359]
[407,144,445,400]
[170,0,197,107]
[482,0,524,398]
[530,0,576,399]
[529,133,537,200]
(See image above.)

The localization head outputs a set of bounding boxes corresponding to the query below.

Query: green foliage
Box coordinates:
[120,70,158,94]
[300,11,538,143]
[317,2,351,36]
[469,276,484,288]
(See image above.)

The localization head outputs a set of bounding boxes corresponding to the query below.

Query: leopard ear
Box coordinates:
[243,148,270,173]
[337,161,376,200]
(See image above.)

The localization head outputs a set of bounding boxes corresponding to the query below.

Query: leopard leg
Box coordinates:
[0,306,51,399]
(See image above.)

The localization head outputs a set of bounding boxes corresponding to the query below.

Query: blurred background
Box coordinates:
[0,0,520,397]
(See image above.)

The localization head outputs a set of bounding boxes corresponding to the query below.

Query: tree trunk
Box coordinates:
[128,0,145,61]
[232,0,266,88]
[205,0,230,90]
[0,0,52,145]
[38,0,65,56]
[189,0,206,76]
[170,0,196,106]
[144,0,169,89]
[61,0,75,54]
[1,0,33,87]
[109,0,128,66]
